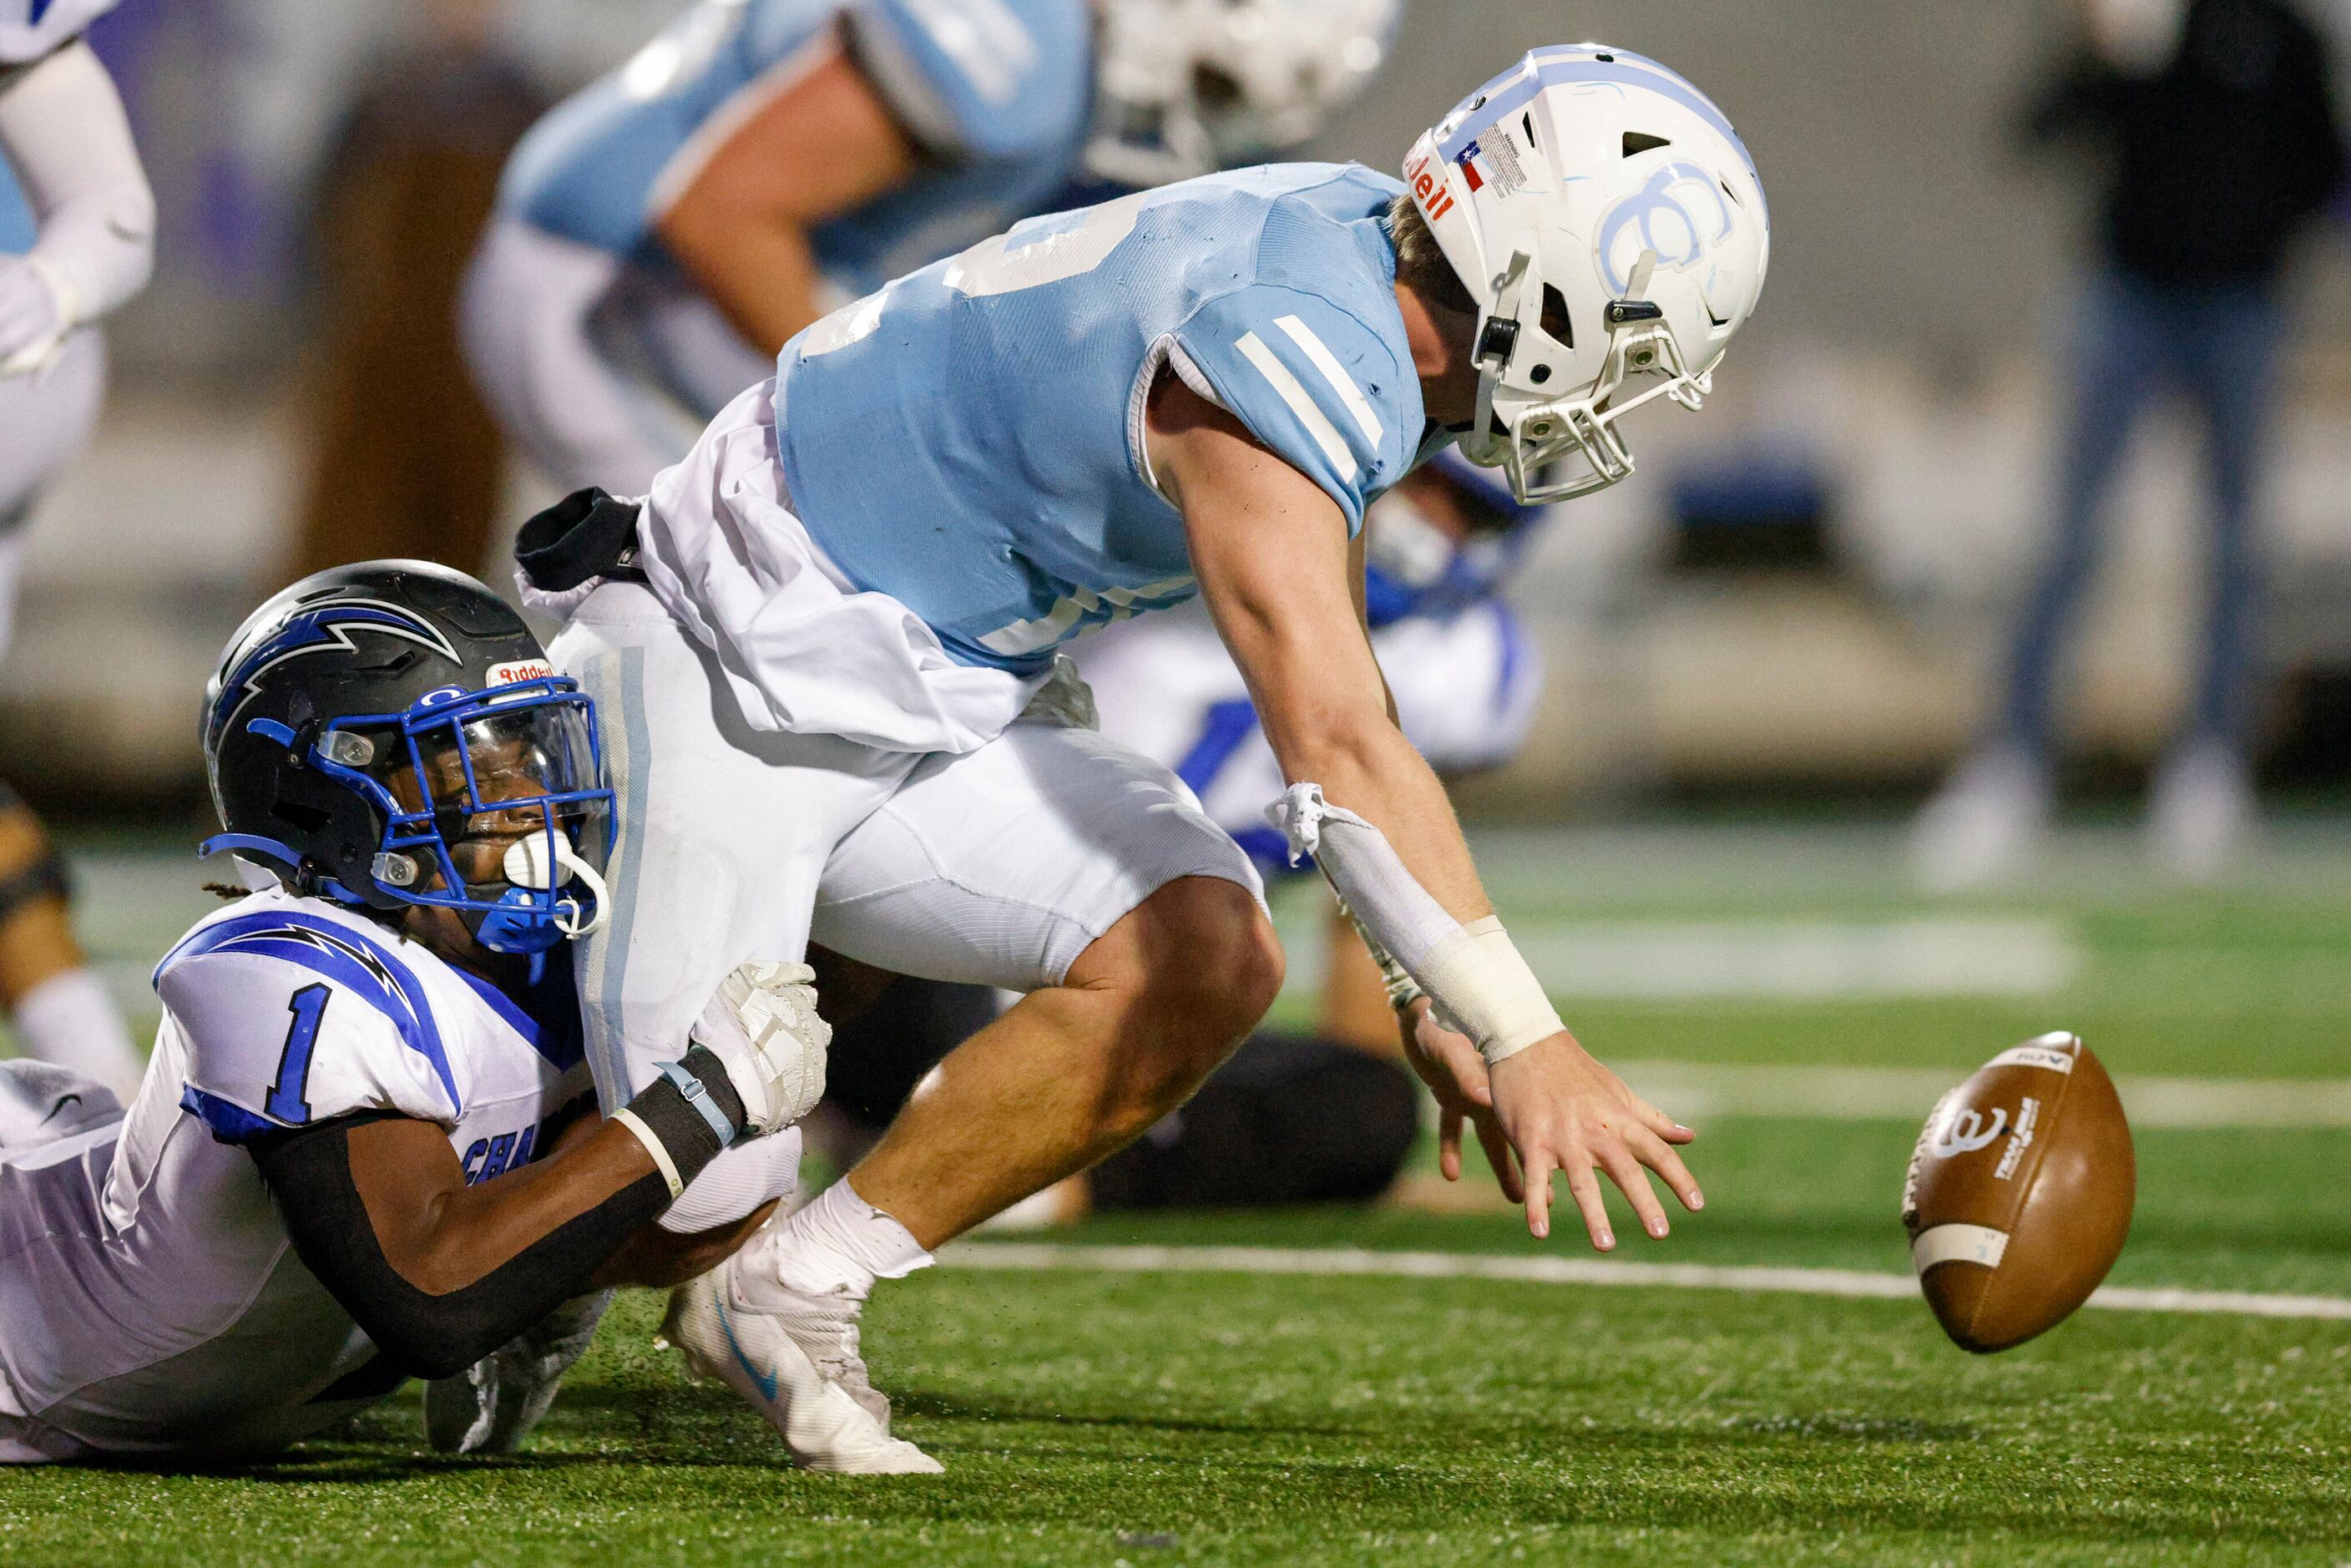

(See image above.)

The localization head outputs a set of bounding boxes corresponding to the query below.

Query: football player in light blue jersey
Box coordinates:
[811,453,1553,1223]
[463,0,1402,496]
[520,45,1769,1471]
[0,564,853,1469]
[0,0,154,1103]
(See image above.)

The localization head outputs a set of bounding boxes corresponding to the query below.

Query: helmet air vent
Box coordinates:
[1540,285,1575,350]
[1623,131,1671,157]
[271,800,331,834]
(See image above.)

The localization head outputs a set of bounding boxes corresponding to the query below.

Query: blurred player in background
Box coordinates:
[281,0,545,585]
[463,0,1403,496]
[0,562,833,1467]
[515,44,1765,1471]
[1912,0,2344,888]
[0,0,154,1099]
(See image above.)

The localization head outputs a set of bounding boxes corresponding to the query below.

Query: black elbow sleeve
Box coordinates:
[251,1114,670,1379]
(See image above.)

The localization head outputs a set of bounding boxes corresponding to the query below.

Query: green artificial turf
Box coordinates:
[3,1272,2344,1567]
[1,823,2345,1563]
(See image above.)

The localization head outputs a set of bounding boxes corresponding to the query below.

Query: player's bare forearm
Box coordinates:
[654,43,922,357]
[663,216,828,360]
[1150,374,1489,921]
[343,1113,669,1293]
[1150,377,1707,1249]
[255,1110,732,1378]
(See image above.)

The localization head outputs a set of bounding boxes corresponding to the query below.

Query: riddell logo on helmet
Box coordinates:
[1406,154,1455,220]
[488,660,555,687]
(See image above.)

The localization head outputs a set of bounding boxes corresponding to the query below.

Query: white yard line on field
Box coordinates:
[940,1243,2351,1323]
[1612,1059,2351,1129]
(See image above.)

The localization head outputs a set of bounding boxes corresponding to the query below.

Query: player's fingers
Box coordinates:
[1476,1113,1524,1203]
[1563,1158,1614,1251]
[1439,1035,1494,1109]
[1438,1111,1464,1182]
[1519,1145,1556,1239]
[1629,1125,1705,1212]
[1599,1141,1671,1240]
[1631,1094,1696,1145]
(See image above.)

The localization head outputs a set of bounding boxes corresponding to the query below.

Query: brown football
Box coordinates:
[1900,1032,2136,1353]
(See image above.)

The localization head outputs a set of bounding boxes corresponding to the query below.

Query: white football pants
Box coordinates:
[554,583,1264,1130]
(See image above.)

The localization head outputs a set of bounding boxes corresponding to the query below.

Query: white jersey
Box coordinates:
[1074,594,1541,874]
[0,888,595,1459]
[0,0,116,62]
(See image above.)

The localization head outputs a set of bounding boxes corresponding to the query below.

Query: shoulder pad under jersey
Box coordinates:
[158,904,464,1144]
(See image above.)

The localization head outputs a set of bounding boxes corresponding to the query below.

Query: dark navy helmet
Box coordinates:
[200,560,614,953]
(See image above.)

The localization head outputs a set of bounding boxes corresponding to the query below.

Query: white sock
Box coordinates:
[744,1176,931,1306]
[11,967,142,1102]
[657,1125,802,1233]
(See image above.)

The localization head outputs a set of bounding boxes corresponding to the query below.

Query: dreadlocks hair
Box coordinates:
[1388,193,1478,318]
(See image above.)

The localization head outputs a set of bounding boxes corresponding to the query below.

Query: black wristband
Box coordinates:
[678,1044,749,1133]
[620,1071,727,1195]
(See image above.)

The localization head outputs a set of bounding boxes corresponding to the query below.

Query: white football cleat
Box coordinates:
[663,1259,941,1474]
[1910,746,2050,893]
[425,1289,614,1455]
[2148,741,2255,883]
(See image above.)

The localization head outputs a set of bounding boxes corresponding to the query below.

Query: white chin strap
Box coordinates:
[503,833,610,938]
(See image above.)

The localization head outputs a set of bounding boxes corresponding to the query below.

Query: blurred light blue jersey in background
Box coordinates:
[0,161,31,255]
[776,163,1447,672]
[499,0,1095,300]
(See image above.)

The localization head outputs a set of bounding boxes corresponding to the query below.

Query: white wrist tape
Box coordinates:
[1339,899,1423,1013]
[1270,783,1563,1065]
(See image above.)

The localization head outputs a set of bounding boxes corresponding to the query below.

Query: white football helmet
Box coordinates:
[1089,0,1404,186]
[1404,45,1770,503]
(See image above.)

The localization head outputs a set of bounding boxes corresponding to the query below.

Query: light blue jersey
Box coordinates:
[0,160,32,255]
[777,164,1443,673]
[500,0,1093,298]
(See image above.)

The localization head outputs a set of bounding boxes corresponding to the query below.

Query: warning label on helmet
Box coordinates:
[1461,132,1529,200]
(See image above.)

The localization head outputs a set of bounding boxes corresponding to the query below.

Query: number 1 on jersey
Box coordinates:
[264,984,331,1125]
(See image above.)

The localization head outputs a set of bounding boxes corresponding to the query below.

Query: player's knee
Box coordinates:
[1130,875,1284,1051]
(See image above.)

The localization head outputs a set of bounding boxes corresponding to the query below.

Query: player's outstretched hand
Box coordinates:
[690,960,832,1134]
[1398,999,1523,1205]
[1486,1033,1701,1247]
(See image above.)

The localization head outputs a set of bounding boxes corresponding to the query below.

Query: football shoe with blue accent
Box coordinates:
[662,1256,943,1474]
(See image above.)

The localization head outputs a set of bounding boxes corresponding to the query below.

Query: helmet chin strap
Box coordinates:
[1464,250,1533,470]
[500,832,611,940]
[1469,249,1711,503]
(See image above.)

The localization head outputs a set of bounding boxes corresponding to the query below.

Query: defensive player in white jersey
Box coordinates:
[520,45,1769,1471]
[0,562,854,1468]
[0,0,154,1100]
[463,0,1402,496]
